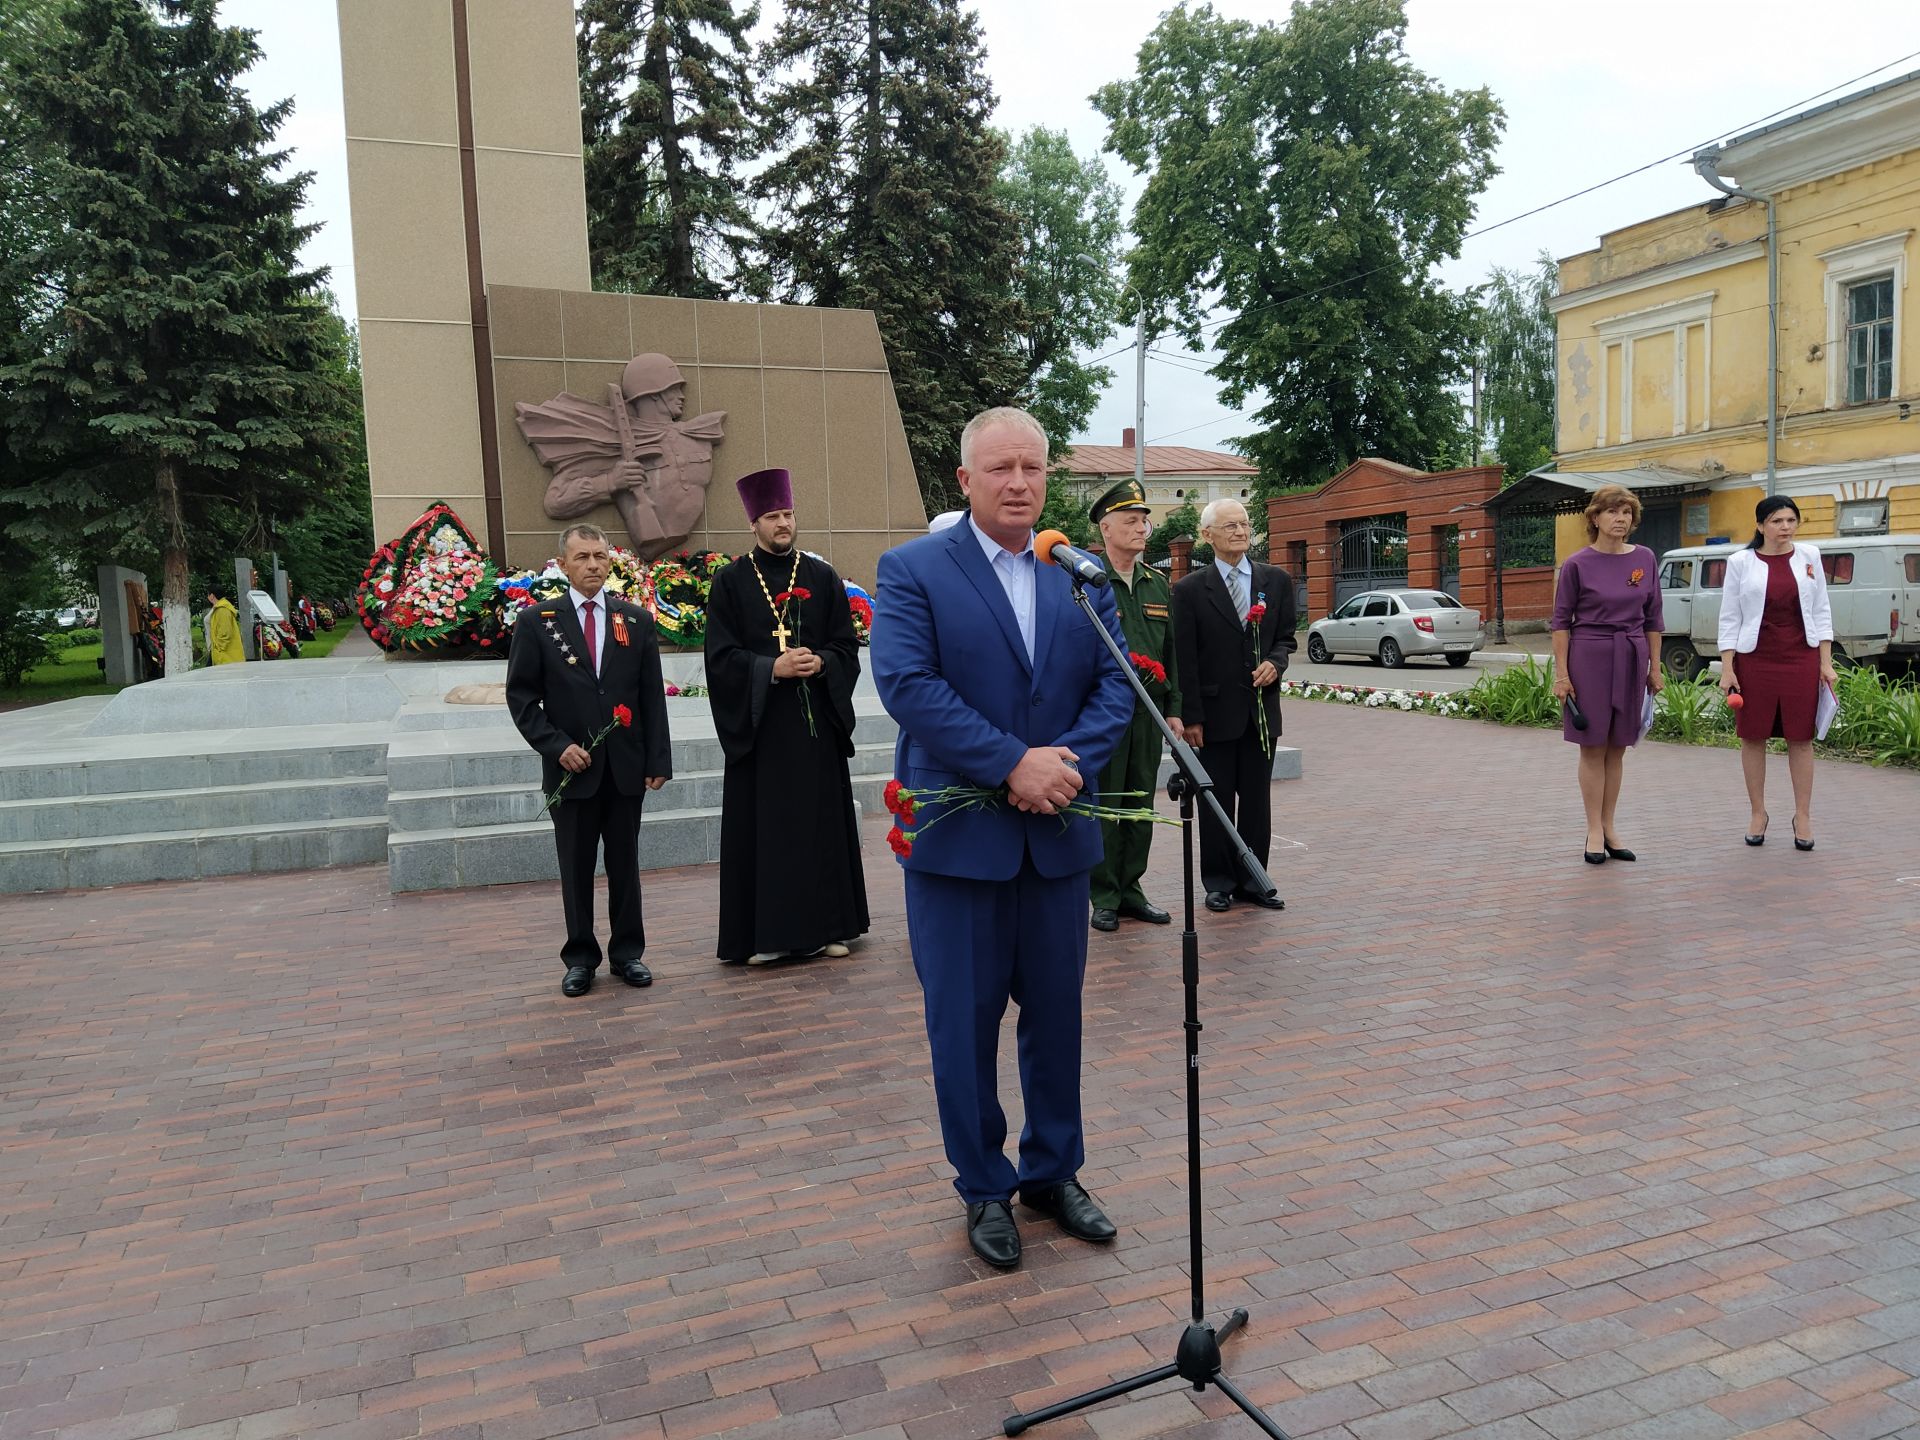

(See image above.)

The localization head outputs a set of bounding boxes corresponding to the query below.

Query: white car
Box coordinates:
[1306,589,1486,668]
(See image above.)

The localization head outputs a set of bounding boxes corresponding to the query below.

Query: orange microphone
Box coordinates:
[1034,529,1109,588]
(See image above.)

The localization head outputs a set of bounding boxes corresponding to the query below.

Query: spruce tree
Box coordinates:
[578,0,758,298]
[0,0,354,675]
[752,0,1028,510]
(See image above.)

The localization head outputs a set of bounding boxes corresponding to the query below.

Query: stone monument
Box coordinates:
[515,353,726,560]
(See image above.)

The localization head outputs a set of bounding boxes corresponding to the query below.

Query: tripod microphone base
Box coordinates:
[1002,1309,1290,1438]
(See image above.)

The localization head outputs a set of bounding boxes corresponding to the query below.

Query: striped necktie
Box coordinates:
[1227,568,1248,622]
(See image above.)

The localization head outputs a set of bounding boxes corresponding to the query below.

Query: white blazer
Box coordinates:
[1717,541,1834,653]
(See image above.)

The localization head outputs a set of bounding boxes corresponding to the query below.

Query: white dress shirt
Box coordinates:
[1215,555,1254,620]
[568,585,607,676]
[969,516,1037,661]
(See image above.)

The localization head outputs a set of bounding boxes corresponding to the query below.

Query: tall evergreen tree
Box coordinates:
[996,126,1125,455]
[752,0,1027,510]
[578,0,758,298]
[1096,0,1502,495]
[0,0,355,675]
[1477,252,1558,482]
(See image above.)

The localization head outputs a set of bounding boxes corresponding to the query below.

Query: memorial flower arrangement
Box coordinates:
[844,581,874,645]
[543,704,632,809]
[492,545,649,636]
[356,503,500,652]
[880,776,1172,862]
[646,549,728,650]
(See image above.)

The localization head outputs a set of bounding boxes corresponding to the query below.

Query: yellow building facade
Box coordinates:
[1549,72,1920,560]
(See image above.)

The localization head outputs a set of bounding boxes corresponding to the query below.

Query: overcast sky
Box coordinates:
[226,0,1920,456]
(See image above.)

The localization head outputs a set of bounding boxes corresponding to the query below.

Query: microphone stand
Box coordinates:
[1003,572,1288,1439]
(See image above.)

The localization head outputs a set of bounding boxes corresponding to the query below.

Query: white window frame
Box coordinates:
[1591,292,1715,444]
[1820,230,1909,409]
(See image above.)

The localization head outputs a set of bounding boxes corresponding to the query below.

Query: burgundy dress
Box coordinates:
[1735,551,1819,742]
[1552,545,1664,747]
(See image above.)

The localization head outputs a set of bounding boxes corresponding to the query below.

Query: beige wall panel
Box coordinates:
[824,370,889,530]
[1605,345,1624,443]
[822,308,887,370]
[695,301,762,366]
[337,0,458,145]
[761,305,825,370]
[696,367,771,484]
[488,286,564,358]
[1634,332,1674,437]
[829,534,892,589]
[563,359,627,404]
[762,370,827,493]
[561,291,632,363]
[491,358,567,532]
[884,405,927,529]
[360,319,484,511]
[346,139,470,323]
[473,149,591,293]
[465,0,584,157]
[630,296,700,364]
[1687,325,1707,431]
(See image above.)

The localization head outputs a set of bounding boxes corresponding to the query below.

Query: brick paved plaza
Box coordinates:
[4,704,1920,1440]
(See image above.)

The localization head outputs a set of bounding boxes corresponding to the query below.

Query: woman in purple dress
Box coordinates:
[1549,485,1665,865]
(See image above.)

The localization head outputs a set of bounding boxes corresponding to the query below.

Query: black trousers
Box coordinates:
[551,784,646,971]
[1195,731,1272,897]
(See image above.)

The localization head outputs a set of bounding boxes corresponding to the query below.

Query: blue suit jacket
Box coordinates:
[873,523,1137,881]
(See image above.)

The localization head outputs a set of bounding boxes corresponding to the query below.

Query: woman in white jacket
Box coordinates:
[1716,496,1838,850]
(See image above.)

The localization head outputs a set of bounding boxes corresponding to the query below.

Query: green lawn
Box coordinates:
[1,620,357,707]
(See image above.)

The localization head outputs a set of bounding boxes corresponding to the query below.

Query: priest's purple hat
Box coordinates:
[736,467,794,522]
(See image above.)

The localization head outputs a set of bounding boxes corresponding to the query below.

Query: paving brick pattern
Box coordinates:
[3,703,1920,1440]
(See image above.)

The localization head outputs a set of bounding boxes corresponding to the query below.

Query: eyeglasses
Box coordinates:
[1210,522,1251,534]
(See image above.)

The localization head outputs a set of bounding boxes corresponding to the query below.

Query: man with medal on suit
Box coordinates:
[1170,498,1294,913]
[873,406,1136,1269]
[507,524,673,997]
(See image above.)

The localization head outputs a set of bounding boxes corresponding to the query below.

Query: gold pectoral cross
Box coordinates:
[771,618,792,653]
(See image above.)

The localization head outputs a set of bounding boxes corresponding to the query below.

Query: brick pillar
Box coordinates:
[1169,536,1193,582]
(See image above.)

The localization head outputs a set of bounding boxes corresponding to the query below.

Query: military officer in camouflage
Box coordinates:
[1088,478,1184,932]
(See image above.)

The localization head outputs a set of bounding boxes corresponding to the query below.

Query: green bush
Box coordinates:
[40,631,75,653]
[1826,664,1920,767]
[1648,674,1735,745]
[65,626,101,646]
[1460,656,1561,727]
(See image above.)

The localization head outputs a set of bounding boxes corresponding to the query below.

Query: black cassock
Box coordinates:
[705,549,870,961]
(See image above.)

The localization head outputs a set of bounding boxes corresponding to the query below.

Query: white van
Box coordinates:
[1655,534,1920,678]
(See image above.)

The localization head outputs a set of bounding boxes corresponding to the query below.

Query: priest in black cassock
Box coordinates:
[705,467,870,965]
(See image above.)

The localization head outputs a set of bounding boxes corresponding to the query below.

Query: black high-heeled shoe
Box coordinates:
[1744,813,1768,847]
[1793,819,1814,852]
[1603,842,1636,862]
[1584,846,1607,864]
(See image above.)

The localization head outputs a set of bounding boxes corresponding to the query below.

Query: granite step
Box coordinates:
[0,815,388,893]
[0,739,388,802]
[0,776,388,843]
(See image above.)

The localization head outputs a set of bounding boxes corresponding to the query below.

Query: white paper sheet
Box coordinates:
[1815,682,1838,741]
[1641,690,1656,737]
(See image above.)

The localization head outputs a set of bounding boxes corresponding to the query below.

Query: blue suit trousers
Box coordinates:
[904,858,1089,1204]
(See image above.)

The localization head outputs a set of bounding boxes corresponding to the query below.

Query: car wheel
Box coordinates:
[1660,639,1701,682]
[1446,651,1470,668]
[1306,633,1330,663]
[1378,637,1404,668]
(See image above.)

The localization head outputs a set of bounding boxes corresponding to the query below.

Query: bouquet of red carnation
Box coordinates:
[1130,651,1166,687]
[543,704,633,809]
[881,776,1170,862]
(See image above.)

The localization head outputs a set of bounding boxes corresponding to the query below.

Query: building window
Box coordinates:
[1846,277,1895,404]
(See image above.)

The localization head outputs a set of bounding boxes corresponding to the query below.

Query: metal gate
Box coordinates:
[1335,519,1409,606]
[1441,525,1461,598]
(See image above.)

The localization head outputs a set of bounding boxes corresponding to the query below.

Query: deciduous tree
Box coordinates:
[1477,252,1557,482]
[1095,0,1502,495]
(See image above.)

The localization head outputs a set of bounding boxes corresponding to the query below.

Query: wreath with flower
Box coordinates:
[844,581,874,646]
[356,502,500,653]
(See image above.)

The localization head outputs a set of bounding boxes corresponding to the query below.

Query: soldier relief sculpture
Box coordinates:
[514,353,726,561]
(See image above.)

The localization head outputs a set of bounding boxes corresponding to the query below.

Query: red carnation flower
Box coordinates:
[887,825,913,857]
[883,779,904,813]
[613,704,633,728]
[897,798,917,825]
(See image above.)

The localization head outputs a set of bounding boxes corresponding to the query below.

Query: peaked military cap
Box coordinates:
[1090,476,1151,525]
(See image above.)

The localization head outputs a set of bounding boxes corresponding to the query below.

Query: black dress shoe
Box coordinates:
[1205,891,1232,912]
[1119,900,1171,925]
[1584,851,1607,865]
[610,960,653,987]
[1020,1180,1117,1243]
[965,1199,1021,1268]
[1090,907,1119,932]
[1234,889,1285,910]
[1745,812,1768,847]
[561,966,594,997]
[1603,842,1636,862]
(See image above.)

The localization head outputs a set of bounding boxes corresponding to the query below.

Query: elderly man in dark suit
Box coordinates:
[1170,499,1294,914]
[507,524,673,997]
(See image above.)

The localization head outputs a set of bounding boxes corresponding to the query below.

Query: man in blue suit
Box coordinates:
[873,407,1136,1268]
